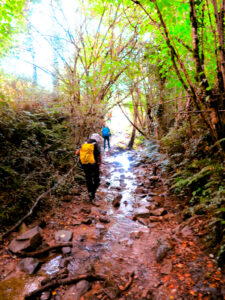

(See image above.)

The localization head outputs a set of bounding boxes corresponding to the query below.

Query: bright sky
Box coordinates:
[0,0,80,90]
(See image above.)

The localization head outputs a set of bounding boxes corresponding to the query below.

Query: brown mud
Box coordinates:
[0,137,224,300]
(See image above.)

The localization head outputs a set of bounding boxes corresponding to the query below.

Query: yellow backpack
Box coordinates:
[79,143,95,164]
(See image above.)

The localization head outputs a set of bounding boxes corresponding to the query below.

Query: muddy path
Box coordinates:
[0,137,224,300]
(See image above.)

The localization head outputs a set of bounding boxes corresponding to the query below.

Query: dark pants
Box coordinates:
[82,163,100,199]
[103,136,110,149]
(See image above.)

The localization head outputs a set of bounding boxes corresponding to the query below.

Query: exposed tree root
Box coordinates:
[119,271,135,292]
[25,274,105,299]
[18,243,73,257]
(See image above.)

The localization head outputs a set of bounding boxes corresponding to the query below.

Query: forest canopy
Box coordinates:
[0,0,225,265]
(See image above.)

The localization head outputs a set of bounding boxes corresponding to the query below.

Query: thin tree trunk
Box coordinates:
[212,0,225,90]
[128,101,138,149]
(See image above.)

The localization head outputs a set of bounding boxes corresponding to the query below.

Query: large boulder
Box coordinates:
[8,226,42,253]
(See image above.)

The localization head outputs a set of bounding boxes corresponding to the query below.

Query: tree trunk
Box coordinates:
[128,96,138,149]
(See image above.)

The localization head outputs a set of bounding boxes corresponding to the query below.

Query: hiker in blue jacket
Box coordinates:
[102,125,111,150]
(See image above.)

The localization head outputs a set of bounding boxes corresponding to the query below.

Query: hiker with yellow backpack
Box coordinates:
[76,133,102,203]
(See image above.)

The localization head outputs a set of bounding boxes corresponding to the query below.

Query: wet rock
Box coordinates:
[17,226,42,242]
[40,291,51,300]
[100,209,107,215]
[123,200,128,206]
[112,194,122,207]
[96,223,105,230]
[120,182,127,188]
[62,247,71,254]
[161,260,173,274]
[150,208,167,216]
[133,207,151,219]
[151,195,164,203]
[146,203,157,210]
[130,230,145,239]
[99,216,110,223]
[9,226,42,253]
[104,181,111,187]
[156,240,172,262]
[18,257,40,274]
[136,217,149,226]
[63,280,90,300]
[135,187,145,194]
[60,257,72,268]
[55,230,73,242]
[82,218,92,225]
[77,235,86,242]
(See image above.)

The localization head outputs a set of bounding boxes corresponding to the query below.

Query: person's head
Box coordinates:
[90,133,102,143]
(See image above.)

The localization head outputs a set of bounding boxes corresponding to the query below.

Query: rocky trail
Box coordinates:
[0,137,224,300]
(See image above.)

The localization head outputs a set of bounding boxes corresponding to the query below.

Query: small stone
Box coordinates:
[40,291,51,300]
[151,208,167,216]
[99,216,110,223]
[112,194,122,207]
[134,207,151,219]
[156,241,172,262]
[18,257,40,275]
[96,224,105,230]
[62,247,71,254]
[55,230,73,242]
[82,218,92,225]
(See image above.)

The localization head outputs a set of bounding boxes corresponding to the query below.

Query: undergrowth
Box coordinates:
[161,122,225,266]
[0,102,76,230]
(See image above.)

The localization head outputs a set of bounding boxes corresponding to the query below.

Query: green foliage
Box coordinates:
[162,120,225,264]
[0,103,76,230]
[0,0,27,57]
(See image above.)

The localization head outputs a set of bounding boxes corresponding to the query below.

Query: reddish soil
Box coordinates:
[0,143,224,300]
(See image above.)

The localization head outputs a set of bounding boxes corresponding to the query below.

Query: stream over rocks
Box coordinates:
[0,138,224,299]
